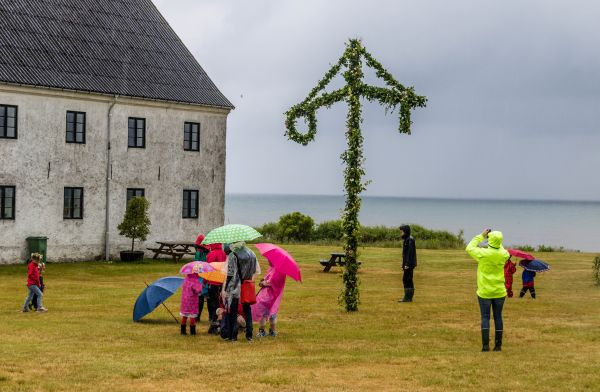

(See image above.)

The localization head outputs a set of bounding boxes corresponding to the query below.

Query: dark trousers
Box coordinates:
[220,298,253,340]
[223,297,239,340]
[207,284,221,324]
[402,268,414,289]
[196,295,206,321]
[477,296,505,331]
[520,286,536,298]
[242,303,253,339]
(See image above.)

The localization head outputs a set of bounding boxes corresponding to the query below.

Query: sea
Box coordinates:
[224,194,600,252]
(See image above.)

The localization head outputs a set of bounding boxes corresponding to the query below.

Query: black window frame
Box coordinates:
[128,117,146,148]
[182,189,199,219]
[0,104,18,139]
[63,187,84,220]
[66,111,86,144]
[0,186,16,220]
[126,188,145,206]
[183,122,200,152]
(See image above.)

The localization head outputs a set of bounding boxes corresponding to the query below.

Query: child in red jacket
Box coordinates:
[22,253,47,313]
[504,257,517,297]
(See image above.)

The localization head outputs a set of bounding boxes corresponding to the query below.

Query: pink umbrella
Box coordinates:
[179,261,215,275]
[507,248,535,261]
[254,243,302,282]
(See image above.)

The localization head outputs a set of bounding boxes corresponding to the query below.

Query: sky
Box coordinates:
[153,0,600,201]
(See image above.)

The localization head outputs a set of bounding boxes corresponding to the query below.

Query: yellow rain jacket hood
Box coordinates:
[466,231,510,298]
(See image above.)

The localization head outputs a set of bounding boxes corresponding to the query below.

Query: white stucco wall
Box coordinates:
[0,84,229,264]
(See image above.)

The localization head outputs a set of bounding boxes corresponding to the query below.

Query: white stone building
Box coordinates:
[0,0,233,264]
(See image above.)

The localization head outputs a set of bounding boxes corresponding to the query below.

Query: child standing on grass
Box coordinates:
[504,257,517,298]
[180,273,203,335]
[252,263,287,338]
[22,253,47,313]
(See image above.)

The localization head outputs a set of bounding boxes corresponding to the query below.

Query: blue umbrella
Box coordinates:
[133,276,183,322]
[519,259,550,272]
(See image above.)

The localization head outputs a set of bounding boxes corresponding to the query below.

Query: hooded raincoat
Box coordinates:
[466,232,510,299]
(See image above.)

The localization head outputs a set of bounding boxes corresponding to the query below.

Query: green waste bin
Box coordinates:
[26,237,48,264]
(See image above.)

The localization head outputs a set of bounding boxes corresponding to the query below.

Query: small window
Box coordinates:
[126,188,145,206]
[64,187,84,219]
[66,111,86,144]
[128,117,145,148]
[0,186,16,220]
[0,104,18,139]
[182,190,198,218]
[184,122,200,151]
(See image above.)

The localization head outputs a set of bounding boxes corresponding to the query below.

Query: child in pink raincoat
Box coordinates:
[252,265,287,337]
[180,274,203,335]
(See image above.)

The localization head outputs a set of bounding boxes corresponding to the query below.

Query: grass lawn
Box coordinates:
[1,245,599,391]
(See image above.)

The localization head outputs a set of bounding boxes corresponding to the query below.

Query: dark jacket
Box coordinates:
[400,225,417,269]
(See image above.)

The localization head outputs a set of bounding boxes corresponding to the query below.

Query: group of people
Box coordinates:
[400,224,541,352]
[20,224,538,351]
[21,252,48,313]
[179,235,287,342]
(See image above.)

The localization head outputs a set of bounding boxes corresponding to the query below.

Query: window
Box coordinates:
[126,188,145,206]
[128,117,145,148]
[66,111,86,143]
[64,187,84,219]
[0,104,17,139]
[184,122,200,151]
[182,190,198,218]
[0,186,15,220]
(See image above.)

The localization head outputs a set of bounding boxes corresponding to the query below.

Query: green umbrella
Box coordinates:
[201,224,262,245]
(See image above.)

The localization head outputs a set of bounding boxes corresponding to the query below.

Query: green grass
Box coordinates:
[1,246,599,391]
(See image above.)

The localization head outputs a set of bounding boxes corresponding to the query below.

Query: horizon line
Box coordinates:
[225,192,600,204]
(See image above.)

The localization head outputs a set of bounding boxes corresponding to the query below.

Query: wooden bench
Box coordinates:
[148,241,196,262]
[320,252,346,272]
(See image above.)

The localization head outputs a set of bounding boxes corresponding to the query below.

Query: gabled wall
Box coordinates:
[0,84,228,264]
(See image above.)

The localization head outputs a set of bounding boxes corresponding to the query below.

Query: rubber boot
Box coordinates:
[481,328,490,352]
[190,325,196,336]
[180,324,187,335]
[408,288,414,301]
[493,330,502,351]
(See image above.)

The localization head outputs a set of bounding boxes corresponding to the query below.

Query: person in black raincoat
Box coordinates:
[399,225,417,302]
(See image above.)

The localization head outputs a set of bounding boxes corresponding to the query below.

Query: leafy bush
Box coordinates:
[313,220,343,241]
[277,212,315,242]
[254,214,465,249]
[537,244,565,252]
[117,197,151,251]
[593,256,600,286]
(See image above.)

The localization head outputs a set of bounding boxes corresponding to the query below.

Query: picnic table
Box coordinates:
[320,252,346,272]
[147,241,196,262]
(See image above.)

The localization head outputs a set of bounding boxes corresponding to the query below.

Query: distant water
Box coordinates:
[225,194,600,252]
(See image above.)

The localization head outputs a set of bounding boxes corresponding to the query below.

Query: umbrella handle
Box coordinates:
[144,281,180,324]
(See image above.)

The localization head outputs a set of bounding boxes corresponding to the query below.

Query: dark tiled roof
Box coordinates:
[0,0,233,108]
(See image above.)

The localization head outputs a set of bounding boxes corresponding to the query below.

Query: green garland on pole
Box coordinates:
[285,39,427,311]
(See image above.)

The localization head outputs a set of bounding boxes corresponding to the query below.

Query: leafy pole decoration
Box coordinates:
[285,39,427,311]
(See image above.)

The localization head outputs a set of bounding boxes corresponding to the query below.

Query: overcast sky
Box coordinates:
[154,0,600,201]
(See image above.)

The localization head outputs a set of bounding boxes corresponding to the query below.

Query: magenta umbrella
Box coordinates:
[254,243,302,282]
[507,248,535,261]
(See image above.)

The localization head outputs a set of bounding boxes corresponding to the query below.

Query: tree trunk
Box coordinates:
[131,237,135,252]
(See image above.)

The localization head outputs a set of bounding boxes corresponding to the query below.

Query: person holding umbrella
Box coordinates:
[221,241,260,342]
[466,229,510,352]
[252,243,302,338]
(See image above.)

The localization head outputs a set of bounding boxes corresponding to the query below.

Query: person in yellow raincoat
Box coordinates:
[466,229,510,352]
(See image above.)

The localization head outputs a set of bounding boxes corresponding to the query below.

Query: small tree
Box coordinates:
[118,197,151,251]
[278,212,314,242]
